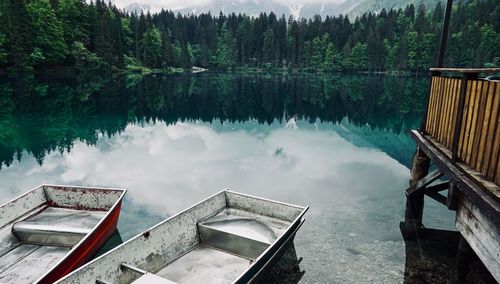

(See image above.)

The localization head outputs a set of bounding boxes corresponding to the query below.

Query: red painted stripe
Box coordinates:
[39,201,122,283]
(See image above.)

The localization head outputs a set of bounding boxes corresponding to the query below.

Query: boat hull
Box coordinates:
[0,184,127,284]
[39,200,122,283]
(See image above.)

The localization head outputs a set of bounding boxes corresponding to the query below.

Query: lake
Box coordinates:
[0,73,458,283]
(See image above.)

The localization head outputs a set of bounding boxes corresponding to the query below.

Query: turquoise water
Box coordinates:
[0,73,457,283]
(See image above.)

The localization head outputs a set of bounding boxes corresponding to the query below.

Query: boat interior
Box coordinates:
[69,191,307,284]
[126,208,291,284]
[0,185,123,283]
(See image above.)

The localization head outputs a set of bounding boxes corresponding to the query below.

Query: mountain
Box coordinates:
[124,0,440,19]
[124,2,151,14]
[175,0,354,19]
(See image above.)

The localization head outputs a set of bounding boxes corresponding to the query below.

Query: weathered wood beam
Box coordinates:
[405,169,443,196]
[403,147,431,238]
[425,191,447,205]
[411,130,500,228]
[426,180,449,194]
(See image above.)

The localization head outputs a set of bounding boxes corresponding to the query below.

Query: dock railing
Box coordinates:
[422,68,500,187]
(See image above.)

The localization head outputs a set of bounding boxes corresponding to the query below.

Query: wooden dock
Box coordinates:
[403,68,500,281]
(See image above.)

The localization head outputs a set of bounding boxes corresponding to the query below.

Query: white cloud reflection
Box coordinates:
[0,121,408,218]
[1,120,422,282]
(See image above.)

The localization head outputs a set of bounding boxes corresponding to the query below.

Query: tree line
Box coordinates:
[0,73,427,168]
[0,0,498,74]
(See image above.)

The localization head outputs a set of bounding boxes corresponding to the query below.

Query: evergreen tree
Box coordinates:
[3,0,34,72]
[141,27,162,67]
[27,0,68,65]
[216,23,236,69]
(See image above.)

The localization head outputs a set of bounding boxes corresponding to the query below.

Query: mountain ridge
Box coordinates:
[124,0,440,19]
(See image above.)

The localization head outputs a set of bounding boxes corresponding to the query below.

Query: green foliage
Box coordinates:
[346,43,368,71]
[0,32,6,65]
[27,0,68,64]
[141,27,162,67]
[215,23,236,69]
[0,0,498,73]
[57,0,88,45]
[69,41,101,69]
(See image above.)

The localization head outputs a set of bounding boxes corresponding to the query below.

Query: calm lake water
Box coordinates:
[0,73,458,283]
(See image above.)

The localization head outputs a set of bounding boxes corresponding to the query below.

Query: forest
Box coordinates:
[0,0,498,74]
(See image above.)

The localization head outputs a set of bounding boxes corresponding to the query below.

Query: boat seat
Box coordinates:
[131,273,178,284]
[12,207,106,247]
[198,208,289,259]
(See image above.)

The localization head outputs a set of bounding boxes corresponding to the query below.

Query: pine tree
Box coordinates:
[141,27,162,67]
[4,0,34,72]
[27,0,68,65]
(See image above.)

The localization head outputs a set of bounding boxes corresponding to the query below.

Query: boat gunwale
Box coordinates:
[231,194,308,283]
[57,189,308,283]
[0,184,126,209]
[32,184,127,283]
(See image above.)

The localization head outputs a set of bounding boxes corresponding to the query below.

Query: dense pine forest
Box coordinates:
[0,0,498,74]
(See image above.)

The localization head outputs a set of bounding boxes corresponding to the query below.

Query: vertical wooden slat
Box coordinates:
[486,82,500,181]
[465,80,479,163]
[442,78,454,145]
[481,83,500,178]
[446,79,460,148]
[476,81,494,172]
[438,78,450,143]
[431,77,443,137]
[434,77,447,139]
[426,77,439,134]
[471,81,487,167]
[458,81,473,160]
[425,77,436,132]
[429,77,439,136]
[443,78,455,149]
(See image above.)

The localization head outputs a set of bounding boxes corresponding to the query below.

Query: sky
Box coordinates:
[109,0,347,12]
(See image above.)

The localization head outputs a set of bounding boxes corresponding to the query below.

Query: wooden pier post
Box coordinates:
[403,147,431,238]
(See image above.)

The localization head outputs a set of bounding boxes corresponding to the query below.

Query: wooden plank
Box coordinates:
[426,77,439,135]
[430,67,500,73]
[441,78,453,147]
[476,81,494,172]
[426,180,449,193]
[487,100,500,181]
[458,81,473,161]
[405,169,443,196]
[425,191,447,205]
[431,77,443,137]
[456,198,500,281]
[482,83,500,178]
[436,78,448,143]
[434,78,448,141]
[465,80,480,164]
[427,77,439,133]
[426,135,500,200]
[411,131,500,223]
[425,77,436,132]
[456,218,500,282]
[448,78,461,148]
[470,81,487,167]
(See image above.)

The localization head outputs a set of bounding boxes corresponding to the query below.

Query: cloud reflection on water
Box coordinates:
[1,120,408,215]
[0,120,415,282]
